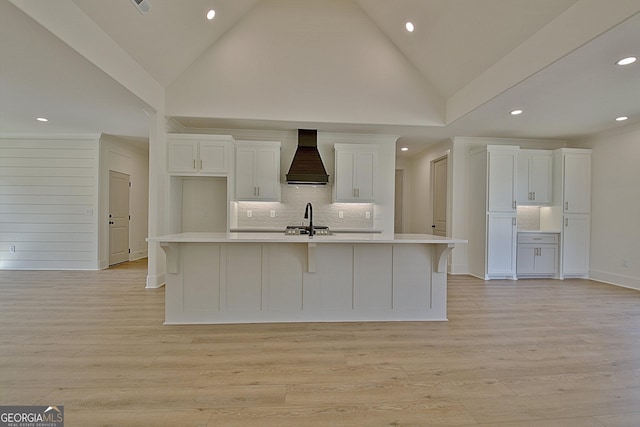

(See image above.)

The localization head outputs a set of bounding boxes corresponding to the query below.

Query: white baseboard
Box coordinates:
[589,269,640,291]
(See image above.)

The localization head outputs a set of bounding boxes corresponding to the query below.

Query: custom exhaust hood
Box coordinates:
[286,129,329,185]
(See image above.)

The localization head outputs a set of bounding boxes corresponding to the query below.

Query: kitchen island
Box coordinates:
[147,232,466,324]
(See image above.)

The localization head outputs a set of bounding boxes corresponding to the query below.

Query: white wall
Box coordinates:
[0,135,100,269]
[99,134,149,268]
[573,122,640,290]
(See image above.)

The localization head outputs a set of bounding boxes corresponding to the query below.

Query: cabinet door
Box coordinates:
[235,147,257,199]
[235,145,280,201]
[488,150,517,212]
[487,214,516,277]
[516,154,531,203]
[516,245,536,274]
[335,150,356,201]
[255,147,280,200]
[530,154,552,204]
[563,214,590,275]
[536,246,557,274]
[564,154,591,213]
[168,140,197,173]
[199,141,229,174]
[353,151,375,201]
[334,149,376,202]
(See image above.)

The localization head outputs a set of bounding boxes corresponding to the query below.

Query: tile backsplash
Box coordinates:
[236,185,374,229]
[517,206,541,230]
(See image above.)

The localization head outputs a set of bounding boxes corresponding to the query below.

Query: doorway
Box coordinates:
[109,170,130,266]
[431,156,447,237]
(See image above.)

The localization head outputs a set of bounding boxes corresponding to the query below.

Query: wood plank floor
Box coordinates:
[1,259,640,426]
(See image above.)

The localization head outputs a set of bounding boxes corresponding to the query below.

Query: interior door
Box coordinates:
[432,156,447,236]
[109,171,130,266]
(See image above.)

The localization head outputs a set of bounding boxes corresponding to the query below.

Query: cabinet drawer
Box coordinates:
[517,233,558,244]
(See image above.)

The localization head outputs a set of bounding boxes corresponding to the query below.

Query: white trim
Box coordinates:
[589,269,640,291]
[0,132,101,140]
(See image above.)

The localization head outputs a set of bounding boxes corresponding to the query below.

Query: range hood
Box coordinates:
[286,129,329,185]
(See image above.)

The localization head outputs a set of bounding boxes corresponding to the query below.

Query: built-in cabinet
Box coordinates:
[168,134,233,175]
[334,144,377,202]
[517,150,552,205]
[552,148,592,278]
[234,140,281,201]
[167,134,235,234]
[486,146,518,278]
[516,233,558,276]
[468,145,518,279]
[470,145,591,281]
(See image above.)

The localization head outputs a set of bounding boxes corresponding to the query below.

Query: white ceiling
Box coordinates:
[1,0,639,156]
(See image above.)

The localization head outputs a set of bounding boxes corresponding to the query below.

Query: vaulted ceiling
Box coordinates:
[1,0,639,155]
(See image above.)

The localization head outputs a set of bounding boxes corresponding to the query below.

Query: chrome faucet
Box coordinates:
[304,202,314,237]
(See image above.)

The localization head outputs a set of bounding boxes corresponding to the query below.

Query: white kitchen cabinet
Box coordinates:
[516,233,558,276]
[562,214,590,276]
[487,213,517,278]
[517,150,552,205]
[551,148,591,278]
[168,134,233,175]
[487,146,518,212]
[235,141,281,201]
[563,152,591,213]
[334,144,377,202]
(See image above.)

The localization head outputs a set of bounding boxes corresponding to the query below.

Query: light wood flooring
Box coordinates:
[1,259,640,426]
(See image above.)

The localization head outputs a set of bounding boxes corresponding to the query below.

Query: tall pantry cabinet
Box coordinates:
[468,145,519,280]
[546,148,592,278]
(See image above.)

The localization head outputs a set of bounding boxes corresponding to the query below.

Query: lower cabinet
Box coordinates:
[516,233,558,277]
[487,214,517,279]
[562,214,590,277]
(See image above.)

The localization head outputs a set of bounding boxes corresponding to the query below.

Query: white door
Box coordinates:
[432,156,447,236]
[109,171,130,266]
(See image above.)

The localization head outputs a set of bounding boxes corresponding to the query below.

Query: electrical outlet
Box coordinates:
[339,211,344,219]
[270,210,276,218]
[10,245,16,253]
[247,210,252,218]
[365,211,371,219]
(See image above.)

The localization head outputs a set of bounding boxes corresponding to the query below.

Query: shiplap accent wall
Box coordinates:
[0,136,99,269]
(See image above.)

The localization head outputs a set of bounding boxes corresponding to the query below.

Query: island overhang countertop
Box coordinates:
[147,232,466,245]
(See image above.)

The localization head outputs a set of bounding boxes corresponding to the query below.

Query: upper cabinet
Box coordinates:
[487,145,518,212]
[168,134,234,175]
[334,144,377,202]
[517,150,552,205]
[235,141,281,201]
[562,151,591,213]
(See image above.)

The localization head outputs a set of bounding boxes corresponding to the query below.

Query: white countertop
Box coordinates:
[147,232,467,245]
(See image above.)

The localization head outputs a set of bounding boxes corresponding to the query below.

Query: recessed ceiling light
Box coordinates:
[401,147,409,151]
[36,117,48,122]
[510,109,523,116]
[616,56,637,66]
[616,116,628,121]
[405,22,414,32]
[206,9,216,20]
